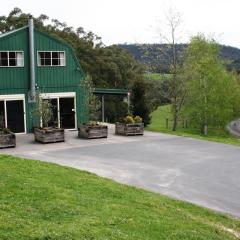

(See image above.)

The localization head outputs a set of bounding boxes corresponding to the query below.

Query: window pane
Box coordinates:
[52,52,59,59]
[16,52,23,66]
[52,58,60,66]
[44,58,51,66]
[9,52,16,59]
[9,52,16,66]
[9,58,16,66]
[0,52,8,66]
[0,52,8,58]
[59,52,65,66]
[45,52,51,59]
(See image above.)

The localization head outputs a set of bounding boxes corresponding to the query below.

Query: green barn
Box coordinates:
[0,17,88,133]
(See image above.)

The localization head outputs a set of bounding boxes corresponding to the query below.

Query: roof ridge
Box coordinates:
[0,26,28,38]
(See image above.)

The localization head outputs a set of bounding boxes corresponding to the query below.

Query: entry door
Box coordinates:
[6,100,25,133]
[59,98,75,129]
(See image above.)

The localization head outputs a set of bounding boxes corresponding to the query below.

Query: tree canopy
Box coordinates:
[182,35,240,134]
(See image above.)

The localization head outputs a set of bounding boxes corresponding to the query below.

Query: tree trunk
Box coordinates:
[204,124,208,136]
[172,105,178,131]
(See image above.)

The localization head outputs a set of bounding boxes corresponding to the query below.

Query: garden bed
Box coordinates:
[115,122,144,136]
[0,130,16,148]
[34,127,65,143]
[78,125,108,139]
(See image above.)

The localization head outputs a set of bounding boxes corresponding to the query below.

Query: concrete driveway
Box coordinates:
[1,125,240,217]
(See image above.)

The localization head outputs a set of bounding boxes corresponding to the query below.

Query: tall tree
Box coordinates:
[183,35,240,135]
[155,8,186,131]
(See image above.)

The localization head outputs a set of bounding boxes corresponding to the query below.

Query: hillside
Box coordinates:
[118,44,240,73]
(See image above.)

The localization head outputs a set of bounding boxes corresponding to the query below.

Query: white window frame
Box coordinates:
[37,51,66,67]
[0,94,26,134]
[40,92,76,130]
[0,51,24,67]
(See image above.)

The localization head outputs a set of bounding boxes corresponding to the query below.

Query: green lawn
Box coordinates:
[0,155,240,239]
[146,105,240,146]
[144,73,172,81]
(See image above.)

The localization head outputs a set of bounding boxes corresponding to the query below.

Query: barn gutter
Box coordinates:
[28,15,36,101]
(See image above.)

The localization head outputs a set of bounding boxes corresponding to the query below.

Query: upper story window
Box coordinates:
[0,51,24,67]
[38,51,65,66]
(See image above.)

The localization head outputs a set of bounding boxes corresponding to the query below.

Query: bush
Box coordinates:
[134,116,142,123]
[124,116,135,124]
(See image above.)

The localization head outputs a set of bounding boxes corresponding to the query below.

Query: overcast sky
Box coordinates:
[2,0,240,48]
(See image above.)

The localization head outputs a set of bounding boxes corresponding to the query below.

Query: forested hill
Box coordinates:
[118,44,240,73]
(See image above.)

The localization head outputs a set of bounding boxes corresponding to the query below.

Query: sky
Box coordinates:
[1,0,240,48]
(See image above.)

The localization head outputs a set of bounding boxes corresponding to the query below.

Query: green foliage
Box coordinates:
[32,92,53,128]
[1,155,240,239]
[131,79,151,125]
[145,74,171,107]
[119,43,240,73]
[105,96,129,123]
[182,35,240,133]
[124,115,134,124]
[83,75,101,122]
[133,115,143,123]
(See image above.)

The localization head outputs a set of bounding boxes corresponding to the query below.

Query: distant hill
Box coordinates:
[118,44,240,73]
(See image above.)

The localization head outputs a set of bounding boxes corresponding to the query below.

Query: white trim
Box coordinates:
[40,92,77,130]
[37,51,66,67]
[0,94,25,101]
[40,92,75,99]
[0,94,26,134]
[0,51,24,67]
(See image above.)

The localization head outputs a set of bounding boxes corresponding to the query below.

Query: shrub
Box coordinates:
[134,116,142,123]
[124,116,134,124]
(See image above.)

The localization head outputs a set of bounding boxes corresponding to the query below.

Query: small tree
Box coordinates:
[131,79,151,125]
[84,75,101,122]
[32,92,53,128]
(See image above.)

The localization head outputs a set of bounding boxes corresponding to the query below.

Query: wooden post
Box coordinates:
[166,118,169,129]
[101,95,105,123]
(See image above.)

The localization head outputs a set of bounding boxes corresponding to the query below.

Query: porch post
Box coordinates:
[101,95,105,123]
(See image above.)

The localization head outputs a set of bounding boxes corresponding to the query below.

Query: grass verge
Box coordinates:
[146,105,240,146]
[0,155,240,239]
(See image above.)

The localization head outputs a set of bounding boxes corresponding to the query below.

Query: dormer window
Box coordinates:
[0,51,24,67]
[38,51,65,66]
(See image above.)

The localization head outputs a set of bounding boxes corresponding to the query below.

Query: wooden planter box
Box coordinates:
[115,122,144,136]
[78,125,108,139]
[34,127,65,143]
[0,131,16,148]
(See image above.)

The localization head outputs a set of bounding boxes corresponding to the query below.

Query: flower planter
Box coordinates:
[0,131,16,148]
[115,122,144,136]
[34,127,65,143]
[78,125,108,139]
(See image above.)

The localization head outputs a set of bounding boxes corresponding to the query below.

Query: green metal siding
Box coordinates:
[0,26,87,133]
[0,27,30,92]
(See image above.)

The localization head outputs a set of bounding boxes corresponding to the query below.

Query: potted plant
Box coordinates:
[115,115,144,136]
[32,93,64,143]
[78,76,108,139]
[0,113,16,148]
